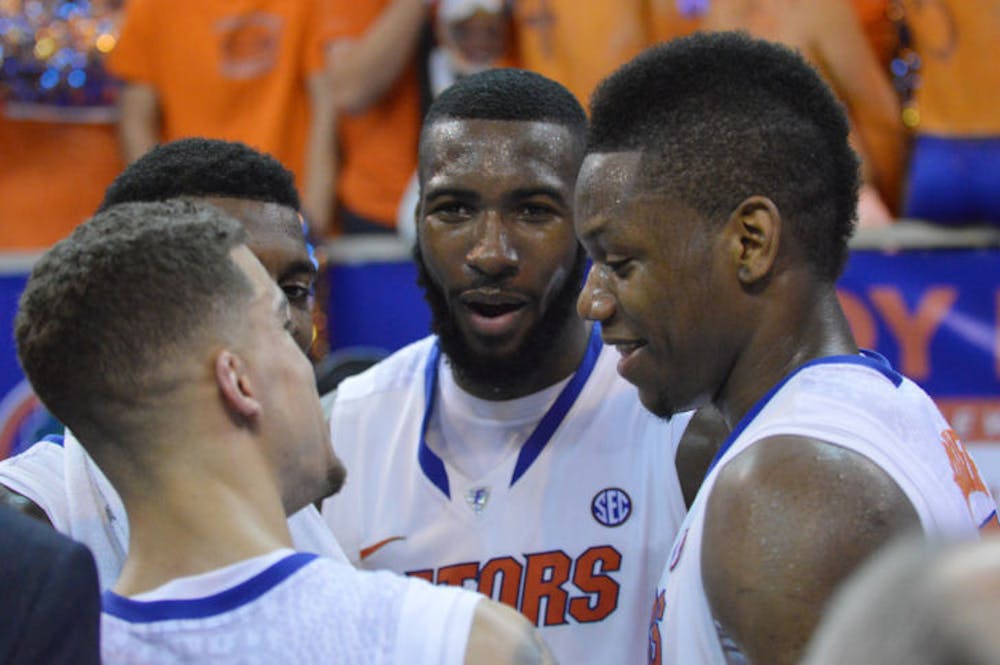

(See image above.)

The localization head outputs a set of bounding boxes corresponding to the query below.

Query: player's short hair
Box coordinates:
[804,536,1000,665]
[16,200,252,439]
[420,68,588,170]
[588,31,860,281]
[98,138,301,212]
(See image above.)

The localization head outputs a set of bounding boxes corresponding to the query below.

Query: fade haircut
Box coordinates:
[16,200,252,441]
[588,31,861,281]
[419,67,588,180]
[98,138,301,212]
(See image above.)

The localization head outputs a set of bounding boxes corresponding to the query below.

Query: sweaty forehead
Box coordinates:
[201,197,310,277]
[574,151,644,238]
[229,244,276,302]
[420,118,580,188]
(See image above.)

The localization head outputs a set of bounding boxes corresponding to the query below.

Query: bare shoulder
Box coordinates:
[701,434,920,665]
[465,599,556,665]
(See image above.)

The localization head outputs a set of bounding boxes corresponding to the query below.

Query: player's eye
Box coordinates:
[605,258,634,278]
[429,201,475,222]
[282,283,313,305]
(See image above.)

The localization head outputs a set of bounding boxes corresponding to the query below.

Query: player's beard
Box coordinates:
[413,244,587,396]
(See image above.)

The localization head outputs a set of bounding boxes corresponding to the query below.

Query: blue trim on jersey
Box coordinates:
[509,329,602,487]
[704,350,905,478]
[418,326,602,498]
[419,342,451,498]
[41,433,64,447]
[979,510,997,530]
[101,552,318,623]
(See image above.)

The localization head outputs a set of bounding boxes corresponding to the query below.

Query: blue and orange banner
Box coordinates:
[2,246,999,483]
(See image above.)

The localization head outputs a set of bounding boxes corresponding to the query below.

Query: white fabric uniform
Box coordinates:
[650,352,998,665]
[101,548,480,664]
[323,332,691,665]
[0,433,346,587]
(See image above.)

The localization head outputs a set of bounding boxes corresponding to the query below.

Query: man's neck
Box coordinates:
[454,320,593,401]
[718,285,858,429]
[113,468,293,597]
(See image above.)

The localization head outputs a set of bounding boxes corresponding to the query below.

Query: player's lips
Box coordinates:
[458,289,529,336]
[604,336,648,379]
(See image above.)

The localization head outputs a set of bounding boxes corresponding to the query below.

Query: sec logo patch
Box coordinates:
[592,487,632,527]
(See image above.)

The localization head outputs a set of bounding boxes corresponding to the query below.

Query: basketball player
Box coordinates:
[0,138,343,586]
[16,200,552,664]
[321,68,692,664]
[575,33,998,665]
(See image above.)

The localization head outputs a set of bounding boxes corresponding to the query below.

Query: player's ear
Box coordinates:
[724,195,781,285]
[215,349,261,419]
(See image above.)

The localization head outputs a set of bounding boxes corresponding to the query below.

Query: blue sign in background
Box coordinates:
[1,246,998,456]
[838,249,999,397]
[0,273,28,405]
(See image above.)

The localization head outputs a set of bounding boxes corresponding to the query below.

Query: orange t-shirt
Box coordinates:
[330,0,422,229]
[648,0,704,44]
[852,0,897,68]
[511,0,657,106]
[0,114,121,249]
[106,0,333,189]
[903,0,1000,135]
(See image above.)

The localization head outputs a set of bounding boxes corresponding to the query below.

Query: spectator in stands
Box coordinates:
[804,536,1000,664]
[512,0,699,105]
[396,0,514,242]
[898,0,1000,226]
[327,0,430,234]
[700,0,906,226]
[426,0,511,99]
[0,1,123,248]
[107,0,337,233]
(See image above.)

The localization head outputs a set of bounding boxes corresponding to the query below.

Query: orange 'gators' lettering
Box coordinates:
[649,590,665,665]
[522,550,572,626]
[405,546,625,625]
[941,428,1000,531]
[569,546,621,623]
[479,556,523,607]
[436,562,479,587]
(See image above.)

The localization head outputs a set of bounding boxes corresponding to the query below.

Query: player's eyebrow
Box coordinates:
[278,259,318,280]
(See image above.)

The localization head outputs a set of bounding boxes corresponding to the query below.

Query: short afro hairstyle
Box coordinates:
[588,31,861,281]
[98,138,301,212]
[420,68,588,161]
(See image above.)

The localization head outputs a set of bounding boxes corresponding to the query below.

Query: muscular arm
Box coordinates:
[0,484,53,527]
[302,70,337,236]
[811,0,905,210]
[117,82,160,164]
[464,599,556,665]
[701,435,920,665]
[326,0,428,113]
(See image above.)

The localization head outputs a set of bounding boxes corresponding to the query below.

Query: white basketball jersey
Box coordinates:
[650,352,998,665]
[0,433,347,587]
[324,332,691,665]
[101,549,480,664]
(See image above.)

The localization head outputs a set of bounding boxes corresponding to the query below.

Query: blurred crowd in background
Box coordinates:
[1,0,998,251]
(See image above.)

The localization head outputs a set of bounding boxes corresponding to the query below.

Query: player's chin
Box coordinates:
[638,385,675,420]
[325,456,348,498]
[464,329,530,360]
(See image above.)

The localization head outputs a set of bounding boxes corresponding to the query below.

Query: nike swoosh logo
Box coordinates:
[359,536,406,561]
